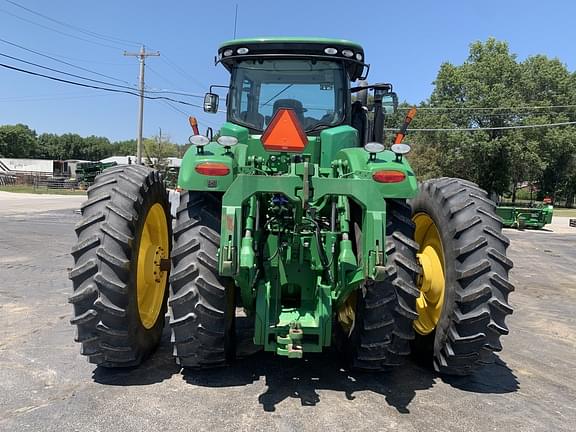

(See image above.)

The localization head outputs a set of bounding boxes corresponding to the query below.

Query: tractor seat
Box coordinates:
[272,99,306,126]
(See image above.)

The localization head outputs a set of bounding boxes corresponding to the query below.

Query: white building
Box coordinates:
[0,158,53,175]
[100,156,182,167]
[100,156,137,165]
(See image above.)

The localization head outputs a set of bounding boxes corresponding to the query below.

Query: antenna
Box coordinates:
[233,4,238,39]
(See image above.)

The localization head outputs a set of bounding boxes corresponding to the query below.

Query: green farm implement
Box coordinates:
[69,38,514,375]
[75,161,118,187]
[496,204,554,229]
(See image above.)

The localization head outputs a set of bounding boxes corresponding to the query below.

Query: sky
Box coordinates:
[0,0,575,145]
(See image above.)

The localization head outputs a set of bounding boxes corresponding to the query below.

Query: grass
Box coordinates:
[0,185,87,195]
[554,208,576,217]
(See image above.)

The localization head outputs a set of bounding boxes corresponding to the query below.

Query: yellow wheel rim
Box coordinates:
[137,203,169,329]
[413,213,446,335]
[337,292,357,334]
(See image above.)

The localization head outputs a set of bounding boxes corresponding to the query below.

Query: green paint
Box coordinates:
[219,37,364,51]
[220,122,250,143]
[496,204,554,229]
[177,38,419,358]
[319,126,358,167]
[178,141,247,192]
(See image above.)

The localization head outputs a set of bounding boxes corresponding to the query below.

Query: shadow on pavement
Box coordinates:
[183,351,519,413]
[92,327,179,386]
[442,357,519,394]
[92,327,519,413]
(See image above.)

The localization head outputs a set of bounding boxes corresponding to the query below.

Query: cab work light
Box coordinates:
[372,170,406,183]
[195,162,230,176]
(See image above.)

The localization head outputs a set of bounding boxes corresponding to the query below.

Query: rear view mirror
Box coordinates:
[381,92,398,114]
[203,93,219,113]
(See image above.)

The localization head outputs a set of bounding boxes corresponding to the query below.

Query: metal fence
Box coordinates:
[33,177,80,190]
[0,172,81,190]
[0,173,16,186]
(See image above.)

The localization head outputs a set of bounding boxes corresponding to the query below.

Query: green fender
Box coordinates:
[177,142,247,192]
[335,147,419,199]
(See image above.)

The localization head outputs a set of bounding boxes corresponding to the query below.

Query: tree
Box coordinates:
[37,133,64,159]
[143,134,179,168]
[111,139,137,156]
[506,133,544,202]
[81,136,111,160]
[423,39,523,195]
[404,38,576,203]
[519,55,576,203]
[0,124,37,158]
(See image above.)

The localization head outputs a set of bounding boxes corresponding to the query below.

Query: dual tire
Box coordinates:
[69,167,233,369]
[344,178,514,375]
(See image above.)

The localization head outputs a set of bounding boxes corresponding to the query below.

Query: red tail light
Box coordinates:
[195,162,230,176]
[372,170,406,183]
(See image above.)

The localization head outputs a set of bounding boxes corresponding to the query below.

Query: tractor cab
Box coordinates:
[213,38,366,133]
[202,38,398,160]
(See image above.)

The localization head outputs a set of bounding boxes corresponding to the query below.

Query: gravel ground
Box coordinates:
[0,195,575,431]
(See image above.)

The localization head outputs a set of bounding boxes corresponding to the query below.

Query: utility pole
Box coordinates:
[124,45,160,165]
[158,127,162,166]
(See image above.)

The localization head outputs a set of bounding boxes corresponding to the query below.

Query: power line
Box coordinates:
[0,51,138,90]
[0,62,204,108]
[161,55,207,90]
[399,104,576,111]
[4,0,141,47]
[148,64,182,89]
[7,57,569,134]
[160,100,189,117]
[0,38,133,84]
[158,98,220,128]
[0,49,206,99]
[0,62,142,95]
[0,7,122,50]
[146,88,204,98]
[384,121,576,132]
[146,65,204,98]
[157,100,221,131]
[0,93,111,102]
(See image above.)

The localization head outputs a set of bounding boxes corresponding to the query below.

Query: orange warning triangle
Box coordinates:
[261,108,308,152]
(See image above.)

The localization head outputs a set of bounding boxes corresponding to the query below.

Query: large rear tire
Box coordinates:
[69,165,171,367]
[339,199,420,370]
[410,178,514,375]
[168,191,235,368]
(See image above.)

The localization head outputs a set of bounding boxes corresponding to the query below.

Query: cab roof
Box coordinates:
[219,37,363,51]
[217,37,367,81]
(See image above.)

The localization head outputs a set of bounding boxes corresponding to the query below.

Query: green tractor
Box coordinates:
[69,38,514,375]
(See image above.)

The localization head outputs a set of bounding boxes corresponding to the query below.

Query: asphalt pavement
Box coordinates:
[0,193,575,431]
